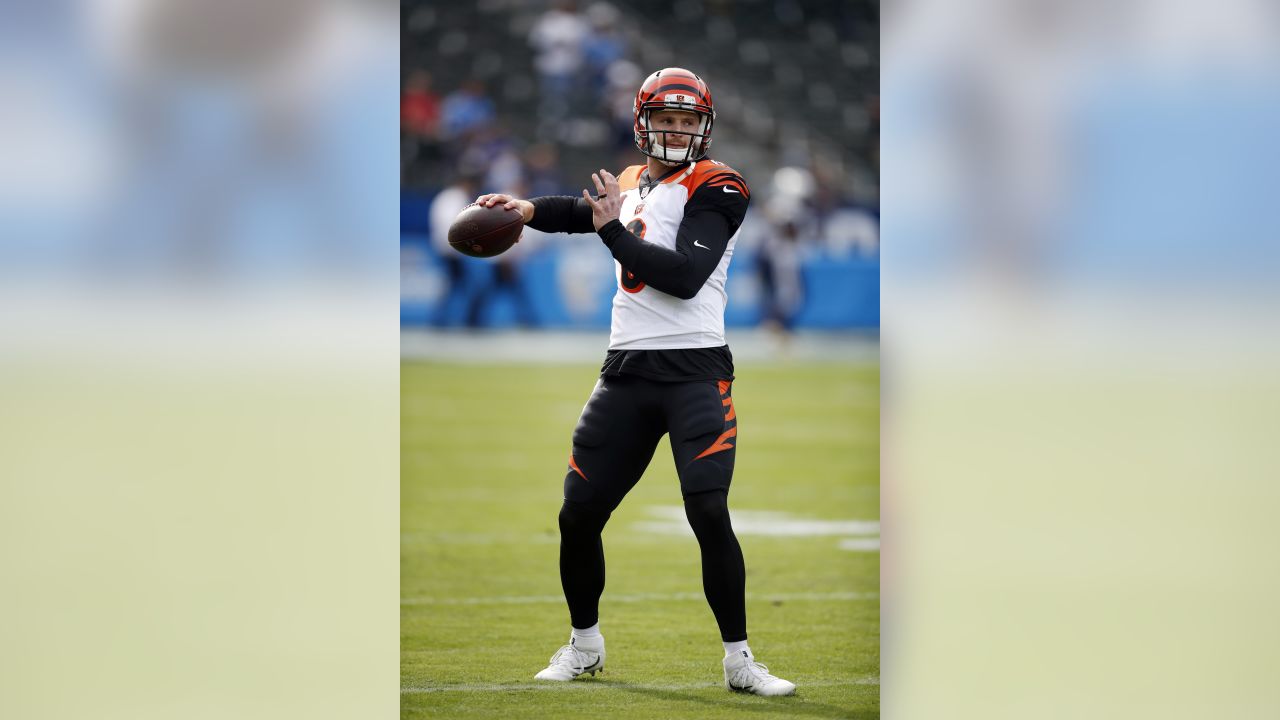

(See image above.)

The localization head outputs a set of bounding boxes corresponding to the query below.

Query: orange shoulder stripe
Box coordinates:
[676,160,750,198]
[618,165,645,192]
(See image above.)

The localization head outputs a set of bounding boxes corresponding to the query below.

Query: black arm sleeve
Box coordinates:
[597,183,750,300]
[527,196,596,234]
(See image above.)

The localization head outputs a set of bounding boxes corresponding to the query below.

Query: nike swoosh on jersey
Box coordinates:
[722,186,740,194]
[693,240,710,250]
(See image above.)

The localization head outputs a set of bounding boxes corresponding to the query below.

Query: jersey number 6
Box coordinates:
[621,218,647,294]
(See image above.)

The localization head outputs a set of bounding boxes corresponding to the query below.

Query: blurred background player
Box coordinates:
[757,220,805,345]
[427,169,482,327]
[466,175,543,328]
[477,67,796,696]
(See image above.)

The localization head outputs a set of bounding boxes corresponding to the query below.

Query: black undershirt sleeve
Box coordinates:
[527,196,596,234]
[596,182,750,300]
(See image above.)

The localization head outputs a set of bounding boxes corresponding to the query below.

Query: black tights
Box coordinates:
[558,489,747,642]
[557,499,611,631]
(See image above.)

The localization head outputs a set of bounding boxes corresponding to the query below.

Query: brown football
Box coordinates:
[447,202,523,258]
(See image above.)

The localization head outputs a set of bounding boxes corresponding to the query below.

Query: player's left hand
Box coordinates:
[583,169,622,231]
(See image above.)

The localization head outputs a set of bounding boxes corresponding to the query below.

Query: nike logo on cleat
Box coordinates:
[694,240,710,250]
[722,187,740,194]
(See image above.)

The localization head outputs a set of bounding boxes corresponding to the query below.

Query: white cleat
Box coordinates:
[723,650,796,696]
[533,636,605,681]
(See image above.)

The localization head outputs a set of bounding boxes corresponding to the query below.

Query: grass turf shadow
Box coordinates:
[607,682,877,720]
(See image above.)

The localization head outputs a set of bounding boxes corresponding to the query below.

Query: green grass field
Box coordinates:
[402,360,879,719]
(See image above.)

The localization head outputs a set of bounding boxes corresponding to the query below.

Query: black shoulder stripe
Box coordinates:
[706,177,747,191]
[706,170,747,185]
[704,175,749,197]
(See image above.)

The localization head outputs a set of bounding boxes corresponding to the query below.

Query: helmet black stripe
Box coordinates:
[648,83,708,100]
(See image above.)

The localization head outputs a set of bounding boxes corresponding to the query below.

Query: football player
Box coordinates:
[476,67,796,696]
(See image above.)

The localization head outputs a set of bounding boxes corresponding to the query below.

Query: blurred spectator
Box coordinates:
[604,60,643,151]
[528,0,587,132]
[582,4,627,104]
[429,169,483,327]
[453,122,524,200]
[486,146,525,200]
[401,68,440,139]
[439,79,496,141]
[524,143,565,197]
[401,68,442,187]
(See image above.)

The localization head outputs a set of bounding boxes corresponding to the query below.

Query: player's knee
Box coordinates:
[558,500,610,540]
[683,489,730,534]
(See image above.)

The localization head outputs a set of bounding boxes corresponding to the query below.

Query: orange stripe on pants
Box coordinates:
[694,426,737,460]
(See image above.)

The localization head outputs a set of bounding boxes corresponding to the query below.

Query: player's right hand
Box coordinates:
[476,194,534,224]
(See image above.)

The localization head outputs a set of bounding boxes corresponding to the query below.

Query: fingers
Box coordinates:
[479,193,513,208]
[584,168,625,210]
[586,169,619,204]
[600,169,621,201]
[594,170,620,193]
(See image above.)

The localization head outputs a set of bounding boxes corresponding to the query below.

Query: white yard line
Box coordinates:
[401,591,878,606]
[402,677,880,694]
[635,507,880,551]
[838,537,881,551]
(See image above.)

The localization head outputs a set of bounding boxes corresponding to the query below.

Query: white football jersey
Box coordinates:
[608,159,749,350]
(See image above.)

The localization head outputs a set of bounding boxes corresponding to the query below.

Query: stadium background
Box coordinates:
[5,0,1276,718]
[401,1,880,718]
[400,0,879,331]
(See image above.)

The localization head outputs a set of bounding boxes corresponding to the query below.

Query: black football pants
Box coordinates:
[557,374,747,642]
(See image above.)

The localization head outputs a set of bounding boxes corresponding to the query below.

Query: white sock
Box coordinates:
[723,640,751,658]
[571,623,601,643]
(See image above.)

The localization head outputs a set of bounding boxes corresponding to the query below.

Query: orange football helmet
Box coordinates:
[632,67,716,165]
